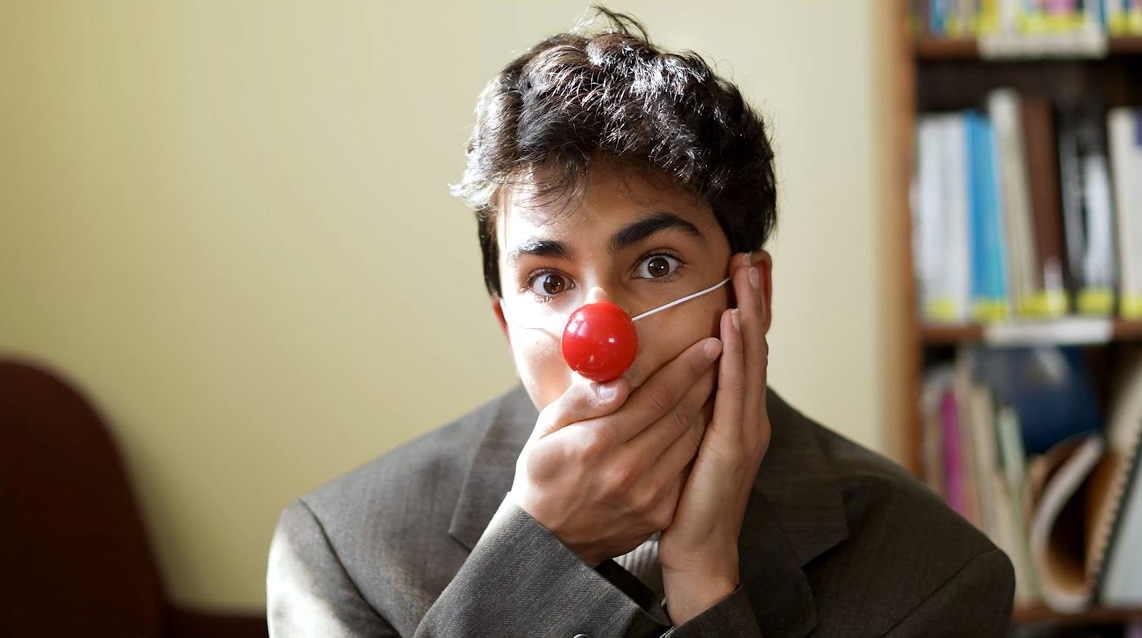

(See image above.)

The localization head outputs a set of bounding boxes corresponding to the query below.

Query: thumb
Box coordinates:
[531,376,630,442]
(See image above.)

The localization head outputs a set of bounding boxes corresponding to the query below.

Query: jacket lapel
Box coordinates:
[447,385,849,638]
[447,385,536,550]
[740,391,850,638]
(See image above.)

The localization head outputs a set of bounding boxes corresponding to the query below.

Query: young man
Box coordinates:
[267,9,1014,637]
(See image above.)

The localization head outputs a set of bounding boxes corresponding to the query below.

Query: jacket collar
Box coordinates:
[448,384,849,638]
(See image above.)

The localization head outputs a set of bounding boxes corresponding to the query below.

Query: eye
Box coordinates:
[635,254,681,280]
[528,272,572,297]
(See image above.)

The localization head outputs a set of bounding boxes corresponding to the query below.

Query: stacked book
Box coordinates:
[912,90,1142,324]
[913,0,1142,57]
[920,346,1142,611]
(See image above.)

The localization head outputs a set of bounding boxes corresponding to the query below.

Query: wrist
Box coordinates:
[662,569,739,626]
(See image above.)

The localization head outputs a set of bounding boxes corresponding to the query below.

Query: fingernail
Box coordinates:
[703,338,722,359]
[749,267,759,289]
[731,308,740,330]
[595,381,618,400]
[742,252,752,267]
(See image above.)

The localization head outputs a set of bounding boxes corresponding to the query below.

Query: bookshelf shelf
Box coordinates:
[1013,605,1142,624]
[1111,35,1142,54]
[920,318,1142,345]
[914,35,1142,60]
[921,323,985,344]
[914,36,978,59]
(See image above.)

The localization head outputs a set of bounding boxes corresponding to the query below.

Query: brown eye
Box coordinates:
[529,273,569,296]
[637,254,680,279]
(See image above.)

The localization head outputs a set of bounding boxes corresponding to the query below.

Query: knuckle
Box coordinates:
[572,432,608,464]
[651,504,675,530]
[537,402,570,435]
[686,420,707,450]
[643,386,676,417]
[669,401,693,434]
[721,374,748,395]
[521,446,556,483]
[571,386,604,416]
[602,462,638,497]
[630,483,658,515]
[724,450,750,476]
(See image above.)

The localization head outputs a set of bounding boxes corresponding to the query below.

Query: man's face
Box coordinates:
[492,165,741,412]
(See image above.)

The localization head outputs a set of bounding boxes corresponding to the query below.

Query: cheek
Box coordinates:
[627,292,728,388]
[510,332,572,410]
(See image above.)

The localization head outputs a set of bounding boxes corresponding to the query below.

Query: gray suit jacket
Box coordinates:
[267,385,1014,637]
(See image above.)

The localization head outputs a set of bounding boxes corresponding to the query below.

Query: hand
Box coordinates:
[511,335,723,567]
[659,251,772,625]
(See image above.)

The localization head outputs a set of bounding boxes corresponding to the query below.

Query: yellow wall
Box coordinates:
[0,1,891,611]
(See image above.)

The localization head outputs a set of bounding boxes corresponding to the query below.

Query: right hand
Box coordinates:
[511,336,723,567]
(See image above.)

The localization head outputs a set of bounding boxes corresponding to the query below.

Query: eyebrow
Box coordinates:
[506,211,704,266]
[609,212,705,253]
[506,238,574,265]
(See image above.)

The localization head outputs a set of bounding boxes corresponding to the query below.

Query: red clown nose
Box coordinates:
[561,301,639,382]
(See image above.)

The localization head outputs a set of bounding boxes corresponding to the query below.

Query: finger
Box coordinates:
[648,472,687,531]
[652,308,744,479]
[735,253,766,427]
[624,358,716,464]
[601,336,722,443]
[533,377,630,442]
[643,392,709,488]
[710,306,746,445]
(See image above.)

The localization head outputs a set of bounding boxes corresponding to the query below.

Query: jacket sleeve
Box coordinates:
[660,586,763,637]
[267,499,397,638]
[882,548,1015,638]
[413,496,674,637]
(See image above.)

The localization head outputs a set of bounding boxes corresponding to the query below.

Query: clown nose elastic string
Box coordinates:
[629,277,731,322]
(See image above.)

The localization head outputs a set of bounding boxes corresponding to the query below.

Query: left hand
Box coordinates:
[658,251,773,625]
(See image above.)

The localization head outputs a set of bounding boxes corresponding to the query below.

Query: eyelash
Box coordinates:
[520,250,686,302]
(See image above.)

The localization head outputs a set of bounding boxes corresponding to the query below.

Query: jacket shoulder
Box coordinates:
[803,419,1012,635]
[280,386,522,629]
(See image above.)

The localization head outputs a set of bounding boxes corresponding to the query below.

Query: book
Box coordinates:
[920,367,951,496]
[1021,94,1069,317]
[995,404,1041,604]
[1096,346,1142,605]
[1108,108,1142,319]
[1028,430,1106,613]
[988,90,1039,318]
[914,115,972,323]
[967,111,1010,321]
[1058,102,1118,316]
[972,346,1101,455]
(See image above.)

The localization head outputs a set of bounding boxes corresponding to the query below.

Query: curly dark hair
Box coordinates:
[451,6,778,297]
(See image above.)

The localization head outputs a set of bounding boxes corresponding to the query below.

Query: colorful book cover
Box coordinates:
[968,112,1010,321]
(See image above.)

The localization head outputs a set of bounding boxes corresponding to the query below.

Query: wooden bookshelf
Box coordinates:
[914,35,1142,60]
[882,2,1142,628]
[1013,605,1142,624]
[921,318,1142,345]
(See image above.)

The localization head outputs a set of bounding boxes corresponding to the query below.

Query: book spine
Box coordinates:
[942,390,968,518]
[1077,104,1117,315]
[1021,95,1070,316]
[969,113,1010,320]
[1109,108,1142,319]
